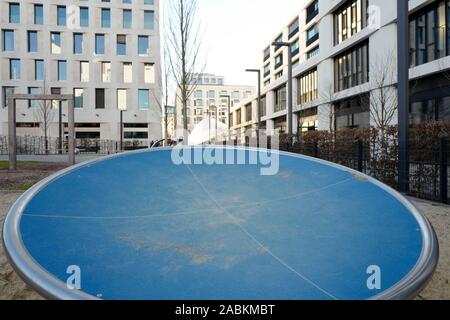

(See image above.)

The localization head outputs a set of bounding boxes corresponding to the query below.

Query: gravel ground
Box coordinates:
[0,191,449,300]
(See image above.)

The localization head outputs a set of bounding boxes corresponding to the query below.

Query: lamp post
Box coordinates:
[220,94,231,141]
[209,105,218,144]
[245,69,261,147]
[120,110,126,152]
[397,0,410,193]
[272,41,294,144]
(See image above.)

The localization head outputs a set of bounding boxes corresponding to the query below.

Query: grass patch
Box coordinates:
[0,161,36,170]
[15,183,37,191]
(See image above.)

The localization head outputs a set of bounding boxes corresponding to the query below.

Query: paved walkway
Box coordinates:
[0,154,104,164]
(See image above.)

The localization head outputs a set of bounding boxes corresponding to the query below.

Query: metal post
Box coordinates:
[59,105,63,154]
[287,47,293,138]
[120,110,124,152]
[358,139,364,173]
[398,0,410,193]
[8,98,16,171]
[440,138,448,204]
[68,98,75,166]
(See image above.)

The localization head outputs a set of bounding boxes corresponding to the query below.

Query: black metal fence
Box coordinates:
[0,135,148,156]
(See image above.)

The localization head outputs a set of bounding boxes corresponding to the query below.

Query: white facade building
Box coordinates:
[175,73,255,134]
[0,0,162,144]
[231,0,450,137]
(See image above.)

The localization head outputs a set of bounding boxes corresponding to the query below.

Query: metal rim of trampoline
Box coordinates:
[1,146,439,300]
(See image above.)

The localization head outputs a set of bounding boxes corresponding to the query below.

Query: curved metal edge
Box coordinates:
[1,146,439,300]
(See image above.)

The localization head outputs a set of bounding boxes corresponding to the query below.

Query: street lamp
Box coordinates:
[120,109,126,152]
[245,69,261,147]
[220,94,231,141]
[272,41,294,143]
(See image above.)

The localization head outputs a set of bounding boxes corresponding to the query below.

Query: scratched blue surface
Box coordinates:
[20,148,423,300]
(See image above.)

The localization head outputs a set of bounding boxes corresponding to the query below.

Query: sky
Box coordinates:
[162,0,305,87]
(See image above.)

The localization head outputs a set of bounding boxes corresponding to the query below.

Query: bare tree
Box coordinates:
[164,0,206,142]
[33,82,56,154]
[319,81,336,133]
[362,52,398,136]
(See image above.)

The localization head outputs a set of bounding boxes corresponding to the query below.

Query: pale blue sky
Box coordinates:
[163,0,305,87]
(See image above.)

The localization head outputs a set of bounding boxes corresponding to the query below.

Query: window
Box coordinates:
[117,89,128,110]
[80,7,89,27]
[9,59,20,80]
[144,0,154,4]
[51,32,61,54]
[195,90,203,98]
[80,61,89,82]
[275,85,287,112]
[306,0,319,24]
[9,3,20,23]
[306,25,319,47]
[51,88,61,109]
[207,90,215,98]
[57,6,66,26]
[102,62,111,82]
[123,0,132,4]
[264,64,270,77]
[74,89,84,109]
[232,91,240,100]
[334,41,369,92]
[34,4,43,25]
[117,35,127,55]
[144,63,155,83]
[291,41,299,56]
[123,9,132,29]
[298,108,318,133]
[138,89,150,110]
[260,96,267,117]
[245,104,252,122]
[95,89,105,109]
[101,9,111,28]
[275,54,283,69]
[35,60,44,81]
[334,94,370,130]
[307,46,320,59]
[123,62,133,83]
[2,87,15,108]
[3,30,14,51]
[410,0,447,67]
[236,109,242,125]
[144,11,155,30]
[28,87,40,108]
[74,33,83,54]
[124,132,148,139]
[138,36,149,55]
[334,0,368,45]
[28,31,38,52]
[289,19,299,39]
[58,60,67,81]
[95,34,105,54]
[297,68,318,105]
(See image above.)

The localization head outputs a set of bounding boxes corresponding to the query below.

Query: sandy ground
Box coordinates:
[0,191,449,300]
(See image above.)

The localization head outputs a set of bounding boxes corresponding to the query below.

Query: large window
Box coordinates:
[410,97,450,124]
[298,107,318,133]
[101,8,111,28]
[275,54,283,69]
[410,0,447,67]
[138,36,149,55]
[117,35,127,55]
[58,60,67,81]
[306,25,319,47]
[289,19,299,39]
[80,7,89,27]
[334,0,368,45]
[102,62,111,82]
[95,34,105,54]
[73,33,83,54]
[35,60,44,81]
[51,32,61,54]
[57,6,66,26]
[144,63,155,83]
[297,68,318,105]
[334,41,369,92]
[74,89,84,109]
[28,87,40,108]
[80,61,89,82]
[9,59,20,80]
[334,94,370,130]
[123,9,132,29]
[34,4,43,25]
[306,0,319,24]
[123,62,133,83]
[9,3,20,23]
[3,30,14,51]
[144,11,155,30]
[2,87,15,108]
[96,89,105,109]
[117,89,128,110]
[275,85,287,112]
[138,89,150,110]
[245,104,252,122]
[28,31,38,52]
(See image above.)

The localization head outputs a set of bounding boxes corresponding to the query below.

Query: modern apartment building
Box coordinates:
[0,0,162,144]
[174,73,255,134]
[230,0,450,136]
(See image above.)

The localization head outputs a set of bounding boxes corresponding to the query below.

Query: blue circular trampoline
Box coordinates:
[2,147,438,300]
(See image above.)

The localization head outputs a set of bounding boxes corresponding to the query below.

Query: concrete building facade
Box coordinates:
[0,0,162,144]
[230,0,450,137]
[174,73,255,135]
